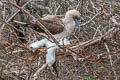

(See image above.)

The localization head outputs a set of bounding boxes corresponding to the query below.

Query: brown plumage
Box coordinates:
[30,15,64,34]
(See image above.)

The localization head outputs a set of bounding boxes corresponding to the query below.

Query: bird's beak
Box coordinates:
[74,19,80,31]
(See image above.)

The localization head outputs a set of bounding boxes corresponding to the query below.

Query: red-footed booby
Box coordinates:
[29,9,80,79]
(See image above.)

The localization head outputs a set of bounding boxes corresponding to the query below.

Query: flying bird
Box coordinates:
[29,9,80,79]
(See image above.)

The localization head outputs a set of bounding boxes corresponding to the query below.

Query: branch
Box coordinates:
[1,0,32,30]
[80,12,101,27]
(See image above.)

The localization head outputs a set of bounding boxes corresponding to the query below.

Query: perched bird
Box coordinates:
[30,10,80,36]
[29,9,80,79]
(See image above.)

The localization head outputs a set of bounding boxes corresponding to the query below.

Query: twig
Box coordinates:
[80,12,101,27]
[98,25,118,80]
[33,64,47,80]
[1,0,32,30]
[0,17,26,34]
[0,17,25,45]
[72,27,119,50]
[55,5,60,15]
[13,20,28,25]
[3,1,6,20]
[0,64,5,78]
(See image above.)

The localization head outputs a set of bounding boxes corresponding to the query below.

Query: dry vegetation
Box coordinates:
[0,0,120,80]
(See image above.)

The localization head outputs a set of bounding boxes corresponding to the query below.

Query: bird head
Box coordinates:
[65,9,81,31]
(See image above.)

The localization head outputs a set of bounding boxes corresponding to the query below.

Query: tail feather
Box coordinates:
[51,62,58,76]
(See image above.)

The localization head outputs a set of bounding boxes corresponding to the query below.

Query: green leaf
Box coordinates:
[36,10,41,15]
[86,76,92,80]
[98,66,104,72]
[100,27,104,33]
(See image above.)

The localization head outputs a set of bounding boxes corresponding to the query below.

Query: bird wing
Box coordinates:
[30,15,65,34]
[41,15,64,22]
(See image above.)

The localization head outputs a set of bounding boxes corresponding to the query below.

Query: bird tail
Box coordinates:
[51,61,58,76]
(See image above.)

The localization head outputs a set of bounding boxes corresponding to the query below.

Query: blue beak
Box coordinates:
[74,19,80,31]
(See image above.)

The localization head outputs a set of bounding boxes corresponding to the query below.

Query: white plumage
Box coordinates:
[29,38,70,69]
[30,38,70,66]
[29,39,47,51]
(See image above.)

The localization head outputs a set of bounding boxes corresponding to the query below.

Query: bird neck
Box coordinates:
[54,15,76,40]
[64,15,76,34]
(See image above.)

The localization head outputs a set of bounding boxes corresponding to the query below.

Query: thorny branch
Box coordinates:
[1,0,32,30]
